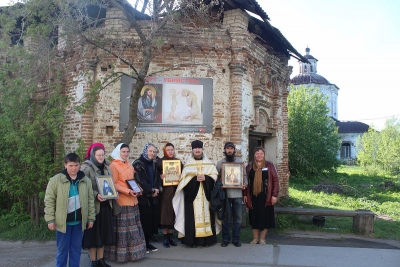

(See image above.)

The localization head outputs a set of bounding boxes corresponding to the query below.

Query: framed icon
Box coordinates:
[221,162,244,188]
[162,160,181,186]
[95,175,118,199]
[126,179,142,193]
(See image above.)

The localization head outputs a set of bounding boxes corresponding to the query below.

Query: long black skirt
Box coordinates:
[249,192,275,231]
[83,201,115,249]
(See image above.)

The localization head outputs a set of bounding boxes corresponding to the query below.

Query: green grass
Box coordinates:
[0,215,55,241]
[275,165,400,239]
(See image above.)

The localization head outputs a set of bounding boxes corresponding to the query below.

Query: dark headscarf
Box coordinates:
[85,142,105,160]
[90,146,105,167]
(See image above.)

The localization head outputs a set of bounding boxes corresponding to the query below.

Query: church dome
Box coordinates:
[291,47,330,85]
[291,73,330,84]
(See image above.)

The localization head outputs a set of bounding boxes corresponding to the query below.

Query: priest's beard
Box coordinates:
[193,152,203,160]
[223,151,236,162]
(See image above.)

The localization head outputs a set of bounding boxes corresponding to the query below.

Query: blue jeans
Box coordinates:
[222,198,242,243]
[56,223,83,267]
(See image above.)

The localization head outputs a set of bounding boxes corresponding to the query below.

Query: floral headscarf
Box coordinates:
[141,143,157,160]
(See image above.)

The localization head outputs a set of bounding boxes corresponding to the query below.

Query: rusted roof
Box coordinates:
[291,73,330,85]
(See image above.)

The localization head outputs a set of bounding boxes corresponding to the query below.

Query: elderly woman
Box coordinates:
[243,147,279,245]
[156,143,183,248]
[81,144,115,267]
[104,143,146,262]
[132,143,162,253]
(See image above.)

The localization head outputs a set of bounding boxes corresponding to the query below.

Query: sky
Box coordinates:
[1,0,399,130]
[258,0,400,130]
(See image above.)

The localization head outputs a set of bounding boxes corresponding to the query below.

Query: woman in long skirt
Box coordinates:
[104,143,146,262]
[243,147,279,245]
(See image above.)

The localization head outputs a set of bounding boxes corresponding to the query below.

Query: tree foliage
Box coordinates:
[357,118,400,175]
[287,85,340,176]
[0,0,68,223]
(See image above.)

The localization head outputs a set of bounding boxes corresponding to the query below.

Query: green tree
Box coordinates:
[287,85,340,176]
[0,0,68,225]
[357,119,400,175]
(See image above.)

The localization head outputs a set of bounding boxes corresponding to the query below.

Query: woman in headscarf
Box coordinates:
[104,143,146,262]
[156,143,183,248]
[132,143,162,253]
[81,144,114,267]
[85,142,105,160]
[243,147,279,245]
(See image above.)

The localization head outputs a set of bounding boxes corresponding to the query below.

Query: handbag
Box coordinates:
[112,199,122,216]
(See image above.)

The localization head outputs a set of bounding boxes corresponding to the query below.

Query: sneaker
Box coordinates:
[146,249,149,254]
[147,244,158,252]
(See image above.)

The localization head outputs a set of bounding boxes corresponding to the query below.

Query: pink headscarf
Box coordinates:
[85,142,105,160]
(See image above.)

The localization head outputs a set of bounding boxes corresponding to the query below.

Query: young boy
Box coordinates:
[44,152,95,267]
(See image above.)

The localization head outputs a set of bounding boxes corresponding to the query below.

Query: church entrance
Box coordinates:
[249,131,273,162]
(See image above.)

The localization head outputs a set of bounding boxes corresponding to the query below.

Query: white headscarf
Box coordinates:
[110,143,125,162]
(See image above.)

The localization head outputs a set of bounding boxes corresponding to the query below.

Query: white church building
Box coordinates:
[290,47,369,160]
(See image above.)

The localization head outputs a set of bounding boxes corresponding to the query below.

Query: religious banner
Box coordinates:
[120,76,213,132]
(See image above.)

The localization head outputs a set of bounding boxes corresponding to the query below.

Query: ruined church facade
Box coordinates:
[61,5,301,196]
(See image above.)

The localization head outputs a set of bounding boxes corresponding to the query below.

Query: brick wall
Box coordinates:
[61,8,292,196]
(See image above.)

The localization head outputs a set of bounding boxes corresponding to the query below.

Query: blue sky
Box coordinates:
[2,0,398,130]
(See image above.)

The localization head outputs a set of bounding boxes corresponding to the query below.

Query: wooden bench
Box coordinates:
[274,207,375,234]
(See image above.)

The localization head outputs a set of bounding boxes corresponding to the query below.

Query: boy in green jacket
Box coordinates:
[44,152,95,267]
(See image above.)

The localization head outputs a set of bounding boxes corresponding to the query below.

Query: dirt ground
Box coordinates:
[0,230,399,267]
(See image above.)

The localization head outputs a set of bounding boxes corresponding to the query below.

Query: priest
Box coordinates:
[173,140,220,247]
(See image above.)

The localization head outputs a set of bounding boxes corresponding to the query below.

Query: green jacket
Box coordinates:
[44,171,95,233]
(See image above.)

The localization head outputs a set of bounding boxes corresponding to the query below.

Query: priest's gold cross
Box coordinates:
[196,161,203,175]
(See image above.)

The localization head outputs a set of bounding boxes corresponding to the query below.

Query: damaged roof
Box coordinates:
[224,0,307,62]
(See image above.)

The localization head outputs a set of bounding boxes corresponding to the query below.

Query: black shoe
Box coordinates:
[147,243,158,252]
[168,233,177,246]
[89,261,98,267]
[221,241,229,247]
[203,244,210,247]
[190,244,197,248]
[163,236,170,248]
[233,241,241,247]
[97,258,111,267]
[151,235,159,242]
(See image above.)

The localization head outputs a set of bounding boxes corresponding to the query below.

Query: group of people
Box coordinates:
[44,140,279,267]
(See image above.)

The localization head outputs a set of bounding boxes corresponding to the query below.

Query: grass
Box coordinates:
[274,165,400,240]
[0,216,55,241]
[1,165,399,242]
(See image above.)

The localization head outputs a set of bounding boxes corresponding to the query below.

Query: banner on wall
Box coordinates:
[120,76,213,133]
